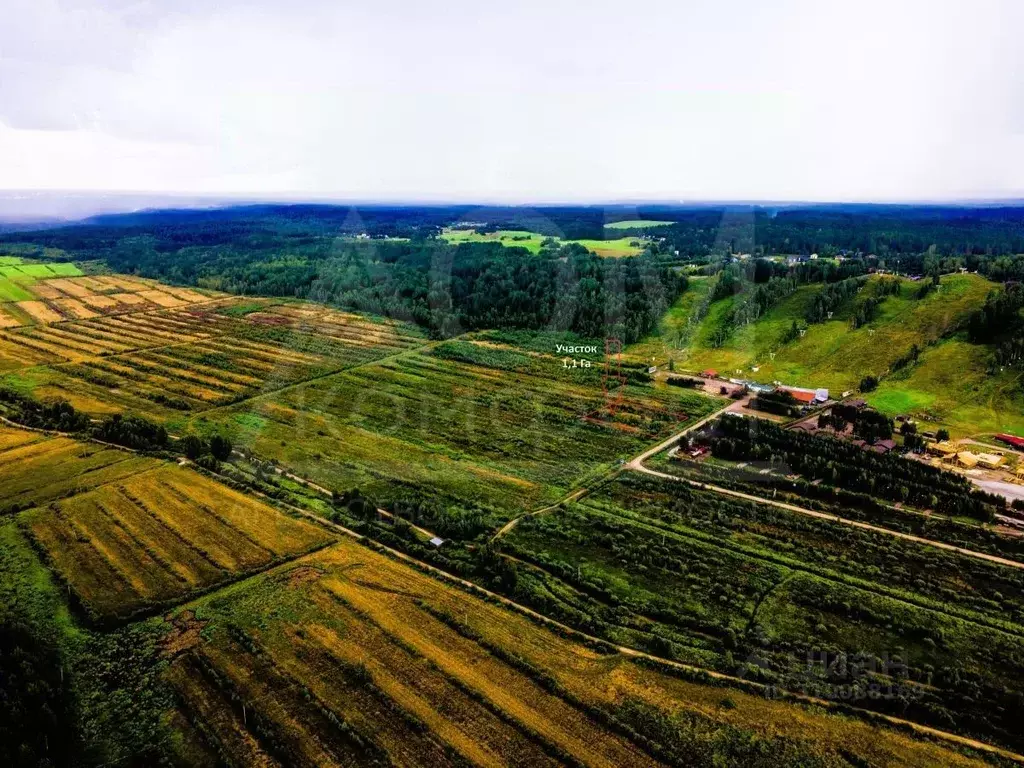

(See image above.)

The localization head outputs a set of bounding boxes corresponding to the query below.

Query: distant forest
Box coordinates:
[3,203,1024,340]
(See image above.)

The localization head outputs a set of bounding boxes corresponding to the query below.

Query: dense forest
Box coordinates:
[3,203,1024,342]
[0,215,681,343]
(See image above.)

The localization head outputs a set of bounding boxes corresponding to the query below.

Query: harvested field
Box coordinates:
[0,306,20,329]
[23,300,428,418]
[0,425,161,514]
[163,538,994,768]
[81,294,120,310]
[139,289,188,307]
[19,463,334,621]
[110,292,147,305]
[16,300,63,323]
[50,298,98,319]
[29,282,66,300]
[47,278,93,298]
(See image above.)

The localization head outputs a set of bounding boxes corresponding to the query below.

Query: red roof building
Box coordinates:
[781,388,817,404]
[996,434,1024,450]
[702,369,719,378]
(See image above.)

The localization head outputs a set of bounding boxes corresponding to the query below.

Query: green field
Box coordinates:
[0,277,35,301]
[439,228,645,257]
[604,219,674,229]
[0,261,84,301]
[191,337,720,519]
[0,262,83,279]
[503,471,1024,752]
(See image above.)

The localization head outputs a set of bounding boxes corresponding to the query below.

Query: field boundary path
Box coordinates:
[490,398,741,543]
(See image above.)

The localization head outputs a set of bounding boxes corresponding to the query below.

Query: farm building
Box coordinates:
[781,388,817,404]
[872,439,897,454]
[929,440,960,457]
[977,453,1006,469]
[957,451,980,469]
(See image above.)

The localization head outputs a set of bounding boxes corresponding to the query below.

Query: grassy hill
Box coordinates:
[631,273,1021,437]
[869,338,1024,437]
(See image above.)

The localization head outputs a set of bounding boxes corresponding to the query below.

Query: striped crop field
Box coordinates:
[161,536,991,768]
[20,463,334,622]
[0,294,427,418]
[0,271,222,330]
[0,424,160,514]
[200,337,720,517]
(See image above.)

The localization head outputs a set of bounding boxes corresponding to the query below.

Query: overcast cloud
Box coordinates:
[1,0,1022,202]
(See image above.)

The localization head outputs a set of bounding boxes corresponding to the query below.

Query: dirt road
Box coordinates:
[632,463,1024,571]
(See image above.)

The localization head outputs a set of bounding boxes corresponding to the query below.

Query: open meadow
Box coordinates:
[671,273,994,392]
[439,228,646,257]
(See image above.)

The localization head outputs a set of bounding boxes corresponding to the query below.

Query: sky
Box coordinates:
[1,0,1023,205]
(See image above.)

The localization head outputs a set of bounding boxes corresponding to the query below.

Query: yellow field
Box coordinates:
[110,292,147,305]
[28,282,65,300]
[20,463,334,621]
[0,296,427,419]
[0,274,223,330]
[0,306,19,329]
[81,294,119,310]
[139,289,188,307]
[52,298,98,319]
[47,278,93,298]
[164,538,994,768]
[16,300,63,323]
[0,425,161,514]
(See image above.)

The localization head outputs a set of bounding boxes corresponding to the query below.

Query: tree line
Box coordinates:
[706,415,1003,521]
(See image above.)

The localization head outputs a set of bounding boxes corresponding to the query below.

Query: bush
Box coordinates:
[209,434,233,461]
[195,455,221,472]
[180,434,205,460]
[859,375,879,392]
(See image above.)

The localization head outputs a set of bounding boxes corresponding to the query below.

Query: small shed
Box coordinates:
[429,537,445,547]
